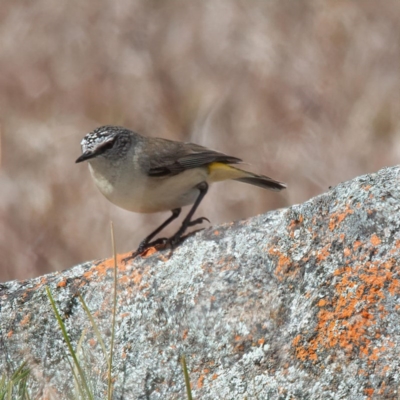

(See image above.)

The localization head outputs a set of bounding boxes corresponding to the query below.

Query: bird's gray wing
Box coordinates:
[144,139,242,177]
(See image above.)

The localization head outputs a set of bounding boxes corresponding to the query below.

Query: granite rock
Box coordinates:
[1,166,400,399]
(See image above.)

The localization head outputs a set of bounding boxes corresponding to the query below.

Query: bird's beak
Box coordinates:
[75,151,96,163]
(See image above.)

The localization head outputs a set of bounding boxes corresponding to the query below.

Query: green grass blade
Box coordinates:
[6,381,12,400]
[0,375,6,399]
[63,348,85,400]
[46,286,94,400]
[75,328,95,399]
[108,220,118,400]
[78,294,110,369]
[0,361,30,400]
[181,355,193,400]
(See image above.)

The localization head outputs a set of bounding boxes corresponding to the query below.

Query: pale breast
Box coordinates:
[91,163,209,214]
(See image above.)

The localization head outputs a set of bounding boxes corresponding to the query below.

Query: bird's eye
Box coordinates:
[96,138,116,154]
[101,140,115,151]
[91,137,117,157]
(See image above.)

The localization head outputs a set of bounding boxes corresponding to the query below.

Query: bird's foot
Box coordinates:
[122,216,210,263]
[122,237,169,263]
[187,216,210,227]
[164,216,210,250]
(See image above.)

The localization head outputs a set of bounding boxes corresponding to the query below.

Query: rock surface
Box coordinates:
[1,166,400,399]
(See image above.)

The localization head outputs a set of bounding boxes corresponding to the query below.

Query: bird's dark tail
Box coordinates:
[208,162,286,191]
[234,175,286,191]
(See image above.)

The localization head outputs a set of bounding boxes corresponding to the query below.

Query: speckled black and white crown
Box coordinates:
[80,126,119,153]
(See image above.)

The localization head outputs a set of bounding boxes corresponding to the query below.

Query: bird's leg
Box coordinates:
[123,208,181,262]
[187,216,210,227]
[168,181,209,247]
[137,208,181,253]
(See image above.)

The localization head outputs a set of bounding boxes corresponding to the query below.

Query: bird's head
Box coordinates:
[75,126,133,164]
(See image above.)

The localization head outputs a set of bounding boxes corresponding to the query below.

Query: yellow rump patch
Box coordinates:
[207,162,248,182]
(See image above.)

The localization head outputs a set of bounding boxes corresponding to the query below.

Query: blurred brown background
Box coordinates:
[1,0,400,281]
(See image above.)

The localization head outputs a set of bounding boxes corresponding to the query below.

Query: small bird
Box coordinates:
[76,126,286,256]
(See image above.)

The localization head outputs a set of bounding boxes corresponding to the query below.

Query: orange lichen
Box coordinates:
[118,275,130,284]
[258,338,265,345]
[32,276,48,291]
[317,245,331,262]
[370,234,381,246]
[7,330,13,338]
[293,240,400,363]
[368,347,381,361]
[20,314,30,326]
[329,204,354,231]
[295,345,317,362]
[236,343,245,352]
[318,299,327,307]
[364,388,374,396]
[269,248,299,281]
[289,215,304,226]
[83,270,93,279]
[288,215,304,237]
[57,279,67,288]
[142,247,157,257]
[83,255,128,280]
[388,279,400,295]
[382,365,390,374]
[130,270,142,285]
[211,373,218,380]
[358,369,366,376]
[182,329,188,340]
[343,248,351,257]
[197,374,205,389]
[292,335,301,346]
